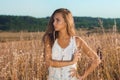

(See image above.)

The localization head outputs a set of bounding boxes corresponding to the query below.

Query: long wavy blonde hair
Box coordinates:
[43,8,76,47]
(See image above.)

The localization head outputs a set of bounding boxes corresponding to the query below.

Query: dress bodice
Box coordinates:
[48,36,78,80]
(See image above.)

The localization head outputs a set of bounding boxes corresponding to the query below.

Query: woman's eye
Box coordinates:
[56,19,60,22]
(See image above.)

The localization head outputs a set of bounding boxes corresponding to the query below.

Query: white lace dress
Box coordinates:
[48,36,78,80]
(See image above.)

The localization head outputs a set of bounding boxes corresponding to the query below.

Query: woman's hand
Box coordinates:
[69,68,77,77]
[69,68,84,80]
[77,75,84,80]
[73,50,81,62]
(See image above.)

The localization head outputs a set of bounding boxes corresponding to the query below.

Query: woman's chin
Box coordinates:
[55,29,59,31]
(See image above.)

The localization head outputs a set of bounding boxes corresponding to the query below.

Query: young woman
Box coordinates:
[43,8,101,80]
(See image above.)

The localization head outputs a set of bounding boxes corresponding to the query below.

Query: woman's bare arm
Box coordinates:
[76,37,101,79]
[44,36,78,68]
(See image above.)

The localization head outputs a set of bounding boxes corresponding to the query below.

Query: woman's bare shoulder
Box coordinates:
[75,36,84,44]
[74,36,84,48]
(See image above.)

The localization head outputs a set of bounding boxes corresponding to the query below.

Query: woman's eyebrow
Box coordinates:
[54,17,60,21]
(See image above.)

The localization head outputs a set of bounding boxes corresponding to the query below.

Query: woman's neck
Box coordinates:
[58,30,70,39]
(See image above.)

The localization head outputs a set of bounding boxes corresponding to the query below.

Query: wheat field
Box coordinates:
[0,31,120,80]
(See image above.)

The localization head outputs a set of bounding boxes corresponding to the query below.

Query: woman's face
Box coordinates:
[53,13,67,31]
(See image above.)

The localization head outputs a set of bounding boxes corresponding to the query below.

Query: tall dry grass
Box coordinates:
[0,31,120,80]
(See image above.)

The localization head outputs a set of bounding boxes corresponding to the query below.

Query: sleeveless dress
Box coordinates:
[48,36,78,80]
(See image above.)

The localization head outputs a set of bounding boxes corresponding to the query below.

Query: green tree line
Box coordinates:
[0,15,120,32]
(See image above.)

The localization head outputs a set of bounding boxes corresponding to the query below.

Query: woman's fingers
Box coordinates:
[69,72,75,77]
[74,50,81,55]
[76,49,81,53]
[74,52,81,59]
[73,50,81,62]
[69,68,83,80]
[69,68,77,77]
[78,76,83,80]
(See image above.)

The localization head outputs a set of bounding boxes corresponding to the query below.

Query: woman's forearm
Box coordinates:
[82,58,101,79]
[49,59,75,67]
[48,53,79,68]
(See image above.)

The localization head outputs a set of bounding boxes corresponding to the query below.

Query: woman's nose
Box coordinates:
[53,21,56,26]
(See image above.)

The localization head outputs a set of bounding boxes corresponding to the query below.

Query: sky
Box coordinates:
[0,0,120,18]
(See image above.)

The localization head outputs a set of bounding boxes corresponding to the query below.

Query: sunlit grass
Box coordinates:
[0,31,120,80]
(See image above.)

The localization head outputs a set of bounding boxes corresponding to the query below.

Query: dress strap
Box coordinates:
[71,36,78,52]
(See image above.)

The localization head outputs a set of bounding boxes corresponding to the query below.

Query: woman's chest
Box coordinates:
[52,44,75,61]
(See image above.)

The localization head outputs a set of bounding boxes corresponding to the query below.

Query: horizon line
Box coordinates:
[0,14,120,19]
